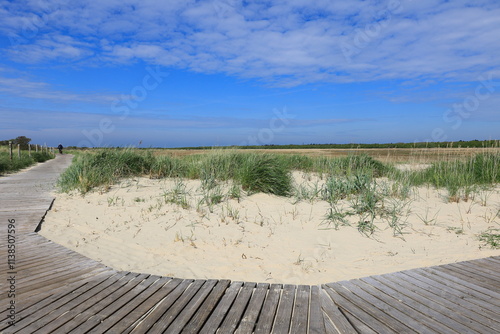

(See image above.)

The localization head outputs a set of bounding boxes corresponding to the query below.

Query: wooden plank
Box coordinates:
[165,279,218,334]
[0,269,114,321]
[147,280,206,334]
[52,274,152,333]
[396,272,500,332]
[235,283,269,334]
[199,281,243,334]
[27,273,142,333]
[323,284,398,333]
[290,285,309,334]
[6,272,130,333]
[129,279,194,333]
[467,258,500,278]
[450,261,500,282]
[433,265,500,292]
[416,268,500,306]
[181,279,231,334]
[361,275,485,334]
[319,287,361,334]
[401,269,500,315]
[348,279,446,333]
[254,283,282,334]
[67,275,163,333]
[218,282,256,333]
[88,276,172,333]
[272,284,296,334]
[330,281,417,333]
[111,277,184,333]
[381,272,496,333]
[308,286,327,334]
[0,268,114,322]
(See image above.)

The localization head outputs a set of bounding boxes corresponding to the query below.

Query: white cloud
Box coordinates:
[0,74,118,103]
[1,0,499,86]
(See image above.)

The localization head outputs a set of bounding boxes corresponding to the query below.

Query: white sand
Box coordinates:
[41,172,500,285]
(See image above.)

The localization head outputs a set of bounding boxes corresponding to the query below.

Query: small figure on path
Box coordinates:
[57,143,63,154]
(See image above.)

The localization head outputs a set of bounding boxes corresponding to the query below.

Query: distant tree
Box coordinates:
[12,136,31,149]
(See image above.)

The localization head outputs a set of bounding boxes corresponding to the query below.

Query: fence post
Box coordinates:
[17,144,20,158]
[9,141,12,160]
[36,144,39,152]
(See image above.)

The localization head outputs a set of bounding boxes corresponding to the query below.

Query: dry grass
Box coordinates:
[148,147,500,164]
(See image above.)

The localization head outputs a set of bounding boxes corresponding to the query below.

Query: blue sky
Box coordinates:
[0,0,499,147]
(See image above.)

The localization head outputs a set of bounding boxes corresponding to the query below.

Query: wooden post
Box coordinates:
[9,141,12,160]
[36,144,39,152]
[29,144,31,157]
[17,144,21,158]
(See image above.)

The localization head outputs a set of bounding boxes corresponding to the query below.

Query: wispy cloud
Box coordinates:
[1,1,499,86]
[0,73,119,103]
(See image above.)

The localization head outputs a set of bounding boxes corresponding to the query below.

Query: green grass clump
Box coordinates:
[313,154,391,177]
[31,152,54,162]
[322,173,372,203]
[58,149,154,193]
[403,152,499,201]
[478,228,500,249]
[238,154,292,196]
[150,155,186,178]
[58,149,293,196]
[0,151,54,175]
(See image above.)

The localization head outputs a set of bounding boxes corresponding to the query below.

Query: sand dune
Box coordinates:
[41,172,500,284]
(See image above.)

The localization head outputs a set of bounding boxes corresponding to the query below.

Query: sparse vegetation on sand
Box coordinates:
[57,147,499,239]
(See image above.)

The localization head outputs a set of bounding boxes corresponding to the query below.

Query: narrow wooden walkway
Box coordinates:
[0,155,498,333]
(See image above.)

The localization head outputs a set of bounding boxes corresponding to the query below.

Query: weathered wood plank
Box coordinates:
[308,286,327,334]
[218,281,256,333]
[180,279,231,334]
[128,279,194,333]
[319,287,361,334]
[361,275,484,334]
[68,275,162,333]
[382,272,496,333]
[114,278,184,333]
[90,276,172,333]
[349,278,449,333]
[323,283,398,333]
[199,281,243,334]
[401,270,500,317]
[148,279,206,334]
[416,268,500,306]
[235,282,269,334]
[28,273,142,333]
[53,274,152,333]
[8,271,131,333]
[290,285,309,334]
[272,284,296,334]
[254,283,282,334]
[165,279,218,334]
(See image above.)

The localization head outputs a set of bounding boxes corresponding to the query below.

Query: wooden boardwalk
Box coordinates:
[0,155,499,333]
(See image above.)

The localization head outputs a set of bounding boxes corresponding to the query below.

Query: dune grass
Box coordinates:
[398,152,500,202]
[0,151,54,175]
[58,148,499,196]
[57,147,499,240]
